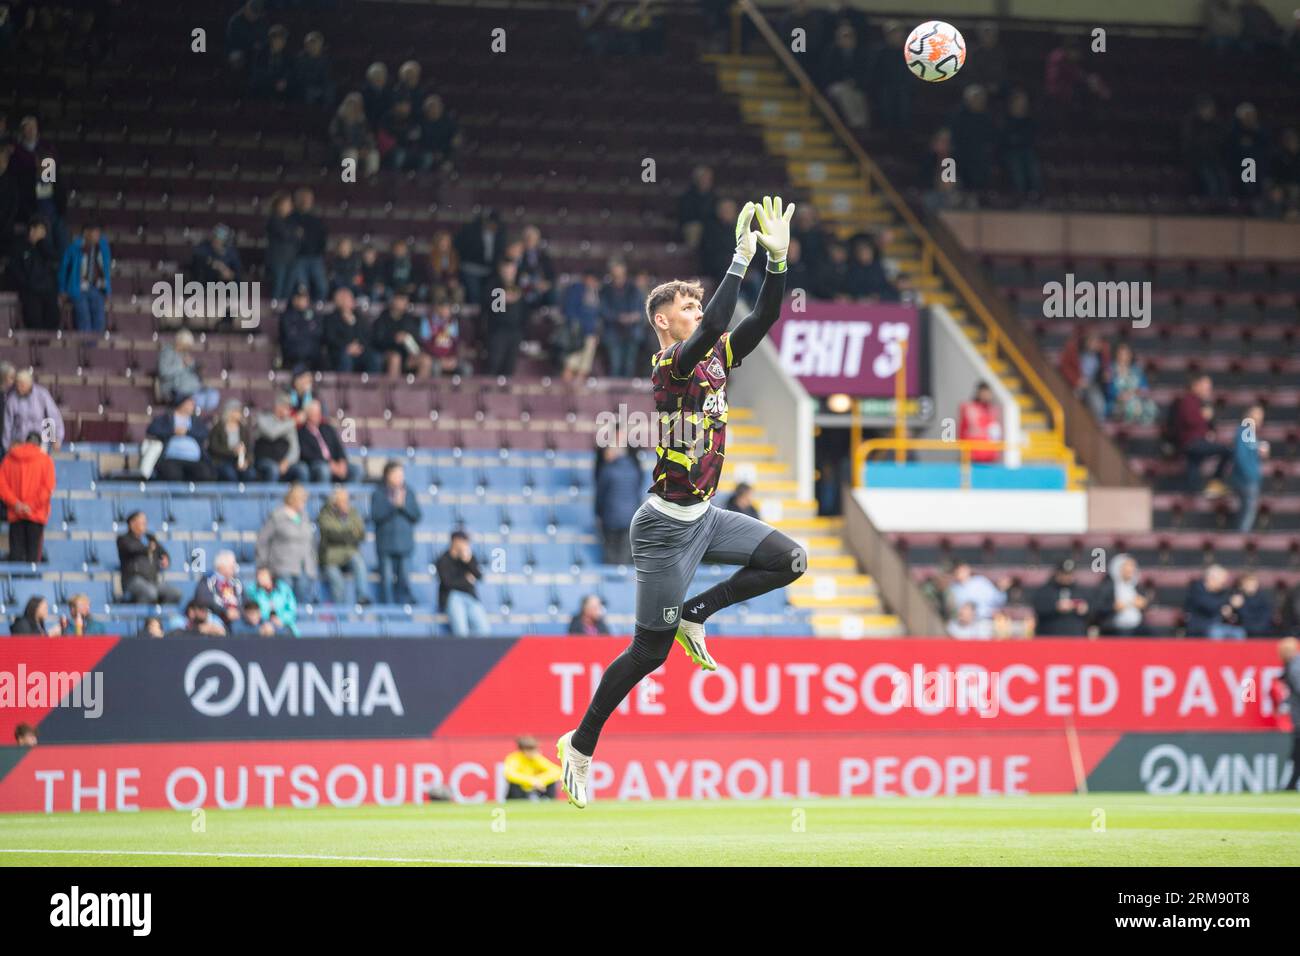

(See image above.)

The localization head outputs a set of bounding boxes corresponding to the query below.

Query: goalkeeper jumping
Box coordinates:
[558,196,808,808]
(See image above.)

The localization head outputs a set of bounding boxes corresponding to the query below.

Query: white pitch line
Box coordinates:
[0,848,610,867]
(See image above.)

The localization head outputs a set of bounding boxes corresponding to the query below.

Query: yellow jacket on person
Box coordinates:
[504,750,562,791]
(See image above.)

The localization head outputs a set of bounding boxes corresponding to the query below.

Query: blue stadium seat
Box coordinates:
[383,620,434,638]
[114,496,168,526]
[55,459,97,488]
[220,498,269,532]
[59,578,114,608]
[167,498,215,530]
[63,498,117,531]
[295,621,337,638]
[9,578,59,612]
[42,539,88,569]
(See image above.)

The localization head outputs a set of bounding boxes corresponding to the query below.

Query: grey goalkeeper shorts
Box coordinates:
[629,499,778,631]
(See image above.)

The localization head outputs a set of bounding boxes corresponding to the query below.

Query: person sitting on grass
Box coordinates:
[503,735,562,800]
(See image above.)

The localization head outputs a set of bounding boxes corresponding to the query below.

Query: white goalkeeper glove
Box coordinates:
[754,195,795,270]
[730,201,757,275]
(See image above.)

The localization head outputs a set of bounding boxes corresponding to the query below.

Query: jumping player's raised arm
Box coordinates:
[729,196,794,364]
[675,201,758,372]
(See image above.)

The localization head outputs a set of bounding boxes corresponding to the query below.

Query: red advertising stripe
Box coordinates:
[0,732,1122,812]
[435,638,1284,736]
[0,637,120,741]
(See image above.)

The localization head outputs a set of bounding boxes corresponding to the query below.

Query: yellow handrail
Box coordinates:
[855,437,1009,490]
[731,0,1065,448]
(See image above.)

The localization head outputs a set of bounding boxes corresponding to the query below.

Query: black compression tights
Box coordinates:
[571,530,805,757]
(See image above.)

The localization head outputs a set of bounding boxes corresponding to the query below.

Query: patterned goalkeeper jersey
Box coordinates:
[648,331,736,503]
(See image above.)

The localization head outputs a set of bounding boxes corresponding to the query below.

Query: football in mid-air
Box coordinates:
[904,20,966,83]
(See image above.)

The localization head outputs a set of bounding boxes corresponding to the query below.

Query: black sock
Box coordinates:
[682,530,806,624]
[571,626,676,757]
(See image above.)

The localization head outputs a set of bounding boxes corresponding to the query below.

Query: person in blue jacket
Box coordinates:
[371,461,422,604]
[58,224,111,332]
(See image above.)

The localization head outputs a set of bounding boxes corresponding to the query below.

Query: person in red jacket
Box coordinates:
[0,431,56,562]
[958,381,1003,464]
[1171,373,1231,497]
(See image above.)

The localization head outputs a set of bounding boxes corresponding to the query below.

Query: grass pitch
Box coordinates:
[2,794,1297,867]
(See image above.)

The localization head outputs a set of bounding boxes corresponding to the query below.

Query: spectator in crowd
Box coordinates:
[373,291,433,379]
[147,395,215,482]
[225,0,267,72]
[250,22,291,97]
[298,400,359,484]
[725,482,760,519]
[1239,0,1282,51]
[960,21,1010,98]
[293,30,333,107]
[1170,373,1231,497]
[358,244,386,300]
[421,299,466,377]
[453,210,503,306]
[372,462,421,605]
[1032,559,1091,637]
[231,599,281,637]
[1235,573,1275,637]
[0,365,13,457]
[11,596,60,635]
[1226,102,1270,200]
[256,483,318,603]
[57,223,110,332]
[265,191,299,303]
[1043,35,1110,117]
[503,735,561,800]
[1203,0,1243,54]
[14,723,38,747]
[782,237,813,298]
[0,143,19,266]
[415,95,460,172]
[698,198,740,279]
[1105,342,1156,424]
[287,368,317,423]
[117,510,182,604]
[517,225,555,310]
[949,84,996,193]
[385,238,424,301]
[361,62,392,128]
[65,593,105,635]
[194,549,245,631]
[1182,95,1229,198]
[1283,581,1300,636]
[190,224,243,292]
[812,242,851,299]
[560,271,602,382]
[568,594,609,635]
[330,92,380,179]
[945,562,1011,623]
[1096,553,1152,637]
[677,164,717,249]
[391,60,424,112]
[1000,88,1043,197]
[1059,328,1109,420]
[158,329,219,413]
[1233,403,1269,532]
[142,617,166,638]
[866,20,912,130]
[290,187,328,303]
[436,530,489,637]
[947,601,994,640]
[379,98,421,171]
[0,431,53,562]
[595,445,641,564]
[792,203,829,266]
[427,230,463,303]
[3,368,63,450]
[328,237,365,297]
[254,391,308,483]
[13,219,60,330]
[10,117,66,255]
[818,20,870,129]
[600,259,643,378]
[485,259,526,377]
[1185,564,1246,639]
[1272,127,1300,204]
[844,236,899,302]
[958,381,1003,464]
[318,485,370,606]
[325,287,378,373]
[208,400,256,483]
[247,565,300,637]
[166,600,226,639]
[279,286,325,370]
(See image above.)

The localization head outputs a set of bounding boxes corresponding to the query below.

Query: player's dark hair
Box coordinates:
[645,279,705,325]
